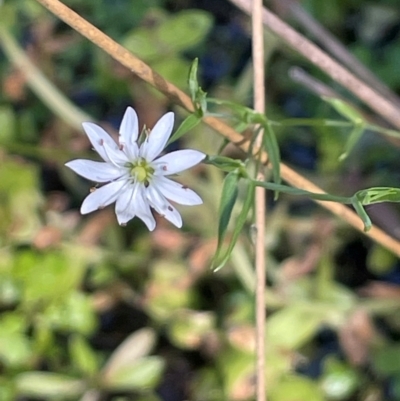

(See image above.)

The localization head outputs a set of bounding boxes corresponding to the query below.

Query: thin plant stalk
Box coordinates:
[252,0,266,399]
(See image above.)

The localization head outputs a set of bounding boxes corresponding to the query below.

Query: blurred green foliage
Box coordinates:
[0,0,400,400]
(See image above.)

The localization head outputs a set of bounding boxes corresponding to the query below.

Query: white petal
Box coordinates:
[65,159,124,182]
[140,112,174,161]
[119,107,139,159]
[153,149,205,175]
[83,122,128,165]
[135,185,156,230]
[80,180,126,214]
[147,185,182,228]
[115,184,136,225]
[152,176,202,205]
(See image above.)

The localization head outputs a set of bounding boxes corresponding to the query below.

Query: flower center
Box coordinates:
[128,158,154,185]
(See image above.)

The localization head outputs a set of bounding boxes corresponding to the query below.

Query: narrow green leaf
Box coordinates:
[187,58,207,115]
[188,58,200,103]
[69,335,98,377]
[355,187,400,205]
[263,122,281,193]
[323,97,365,124]
[339,124,365,161]
[351,197,372,232]
[203,155,247,174]
[207,98,266,124]
[213,182,255,271]
[253,180,351,203]
[167,113,201,145]
[213,172,240,267]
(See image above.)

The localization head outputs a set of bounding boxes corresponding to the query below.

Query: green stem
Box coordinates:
[252,180,351,203]
[271,118,352,128]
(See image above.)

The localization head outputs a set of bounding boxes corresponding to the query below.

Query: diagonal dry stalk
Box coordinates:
[32,0,400,257]
[281,0,400,109]
[252,0,266,399]
[229,0,400,131]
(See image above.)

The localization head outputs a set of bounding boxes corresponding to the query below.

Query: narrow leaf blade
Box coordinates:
[213,182,254,271]
[167,113,201,145]
[213,172,240,266]
[263,122,281,192]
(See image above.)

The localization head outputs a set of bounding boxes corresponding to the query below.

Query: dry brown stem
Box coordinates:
[33,0,400,257]
[252,0,267,399]
[230,0,400,130]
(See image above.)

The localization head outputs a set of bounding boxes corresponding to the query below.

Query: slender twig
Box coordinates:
[32,0,400,257]
[285,0,400,109]
[252,0,266,399]
[229,0,400,130]
[289,66,342,99]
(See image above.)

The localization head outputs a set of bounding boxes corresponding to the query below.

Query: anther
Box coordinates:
[100,139,104,146]
[90,187,97,193]
[182,185,188,189]
[162,166,168,171]
[168,206,173,211]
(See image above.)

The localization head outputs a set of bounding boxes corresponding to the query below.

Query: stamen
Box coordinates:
[90,187,97,193]
[182,185,188,189]
[162,165,168,171]
[168,206,173,211]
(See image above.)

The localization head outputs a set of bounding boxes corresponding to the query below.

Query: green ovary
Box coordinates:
[128,159,154,185]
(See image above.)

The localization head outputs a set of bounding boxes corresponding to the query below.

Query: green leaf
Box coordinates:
[16,372,85,398]
[320,357,360,400]
[267,305,326,350]
[104,356,165,391]
[188,58,200,102]
[339,124,365,161]
[204,155,247,174]
[212,172,240,268]
[270,375,324,401]
[323,97,365,124]
[157,10,213,53]
[213,182,254,271]
[187,58,207,114]
[103,328,157,376]
[207,98,266,124]
[44,292,97,335]
[167,113,201,145]
[263,122,281,192]
[152,56,190,89]
[69,335,99,377]
[355,187,400,205]
[122,9,212,59]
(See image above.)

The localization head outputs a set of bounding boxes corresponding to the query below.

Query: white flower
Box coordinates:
[66,107,205,230]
